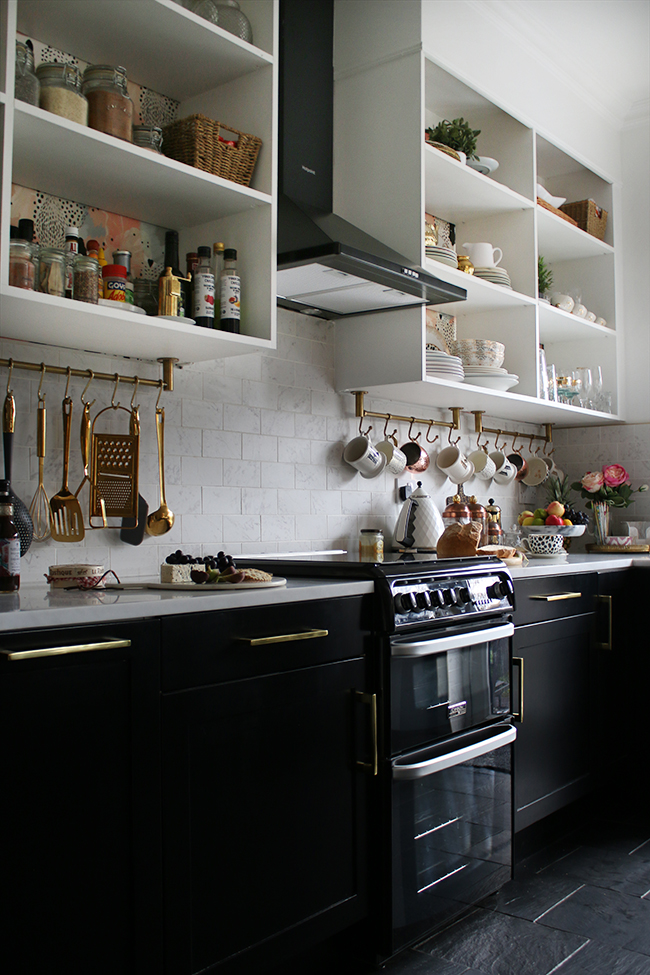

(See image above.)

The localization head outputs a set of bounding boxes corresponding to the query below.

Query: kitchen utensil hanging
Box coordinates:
[3,366,34,555]
[49,386,85,542]
[145,403,174,536]
[120,384,149,545]
[89,387,139,528]
[28,367,52,541]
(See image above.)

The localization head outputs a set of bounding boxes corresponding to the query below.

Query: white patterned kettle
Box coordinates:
[394,481,444,551]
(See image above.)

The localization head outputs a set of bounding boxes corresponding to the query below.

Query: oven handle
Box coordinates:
[392,724,517,780]
[391,622,514,657]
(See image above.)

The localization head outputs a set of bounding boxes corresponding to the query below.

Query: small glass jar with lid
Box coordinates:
[133,278,159,316]
[36,63,88,125]
[359,528,384,562]
[82,64,133,141]
[442,495,470,528]
[15,40,39,105]
[467,496,488,547]
[38,247,66,296]
[189,0,253,42]
[132,124,163,153]
[73,255,100,304]
[9,240,36,290]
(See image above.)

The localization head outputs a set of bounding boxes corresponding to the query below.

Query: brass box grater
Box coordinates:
[89,406,139,526]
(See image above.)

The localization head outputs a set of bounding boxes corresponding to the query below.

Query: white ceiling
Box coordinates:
[472,0,650,125]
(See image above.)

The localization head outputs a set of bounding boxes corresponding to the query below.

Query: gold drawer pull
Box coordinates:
[243,628,328,646]
[0,638,131,662]
[529,592,582,602]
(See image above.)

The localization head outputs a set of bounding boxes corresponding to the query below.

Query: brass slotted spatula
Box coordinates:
[49,396,85,541]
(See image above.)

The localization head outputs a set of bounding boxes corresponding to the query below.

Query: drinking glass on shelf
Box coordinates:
[591,365,604,409]
[574,367,592,409]
[546,364,558,402]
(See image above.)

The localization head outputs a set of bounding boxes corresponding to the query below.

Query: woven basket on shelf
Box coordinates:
[559,199,608,240]
[536,197,578,226]
[161,114,262,187]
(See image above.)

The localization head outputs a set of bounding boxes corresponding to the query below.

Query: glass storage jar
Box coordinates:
[9,241,36,290]
[82,65,133,141]
[38,247,66,296]
[132,124,163,153]
[15,40,39,105]
[133,278,160,316]
[73,255,100,304]
[359,528,384,562]
[36,63,88,125]
[189,0,253,43]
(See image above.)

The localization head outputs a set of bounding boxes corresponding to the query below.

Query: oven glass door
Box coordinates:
[390,722,515,953]
[390,621,513,755]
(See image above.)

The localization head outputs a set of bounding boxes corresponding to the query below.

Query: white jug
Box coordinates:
[462,242,503,268]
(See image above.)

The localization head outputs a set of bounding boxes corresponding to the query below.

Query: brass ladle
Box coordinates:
[146,406,174,536]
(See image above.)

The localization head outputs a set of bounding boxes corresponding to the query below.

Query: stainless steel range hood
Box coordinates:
[277,0,466,320]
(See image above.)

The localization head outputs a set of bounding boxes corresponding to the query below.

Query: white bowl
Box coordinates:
[448,339,505,368]
[522,525,585,536]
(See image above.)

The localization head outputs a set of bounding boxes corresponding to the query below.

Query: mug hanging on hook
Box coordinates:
[507,432,527,482]
[377,414,407,475]
[400,418,429,472]
[522,435,549,486]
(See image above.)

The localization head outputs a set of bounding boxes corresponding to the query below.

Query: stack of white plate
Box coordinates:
[426,351,464,380]
[473,266,512,289]
[425,245,458,268]
[463,365,519,391]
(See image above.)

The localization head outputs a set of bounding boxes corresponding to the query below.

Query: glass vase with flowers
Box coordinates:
[572,465,648,545]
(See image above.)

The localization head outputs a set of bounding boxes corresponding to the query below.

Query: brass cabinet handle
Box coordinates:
[355,691,378,776]
[0,638,131,662]
[242,628,328,646]
[512,657,524,723]
[596,594,613,650]
[529,592,582,602]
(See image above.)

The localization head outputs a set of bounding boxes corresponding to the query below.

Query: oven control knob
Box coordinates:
[443,588,458,605]
[487,579,514,601]
[430,589,445,608]
[416,590,432,610]
[456,586,472,604]
[395,591,418,613]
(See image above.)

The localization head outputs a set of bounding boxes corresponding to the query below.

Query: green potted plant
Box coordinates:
[425,117,481,163]
[538,255,553,300]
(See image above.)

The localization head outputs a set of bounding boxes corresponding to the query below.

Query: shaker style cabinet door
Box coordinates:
[161,656,369,975]
[0,620,162,975]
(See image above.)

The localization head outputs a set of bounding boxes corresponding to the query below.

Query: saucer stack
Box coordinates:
[462,365,519,391]
[473,266,512,289]
[426,351,464,381]
[425,245,458,268]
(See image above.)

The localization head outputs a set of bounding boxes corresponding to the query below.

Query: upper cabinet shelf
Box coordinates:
[424,145,532,223]
[537,205,614,262]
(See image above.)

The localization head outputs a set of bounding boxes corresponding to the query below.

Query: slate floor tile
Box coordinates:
[550,938,650,974]
[538,843,650,898]
[417,905,587,975]
[479,873,584,922]
[378,947,480,974]
[538,883,650,956]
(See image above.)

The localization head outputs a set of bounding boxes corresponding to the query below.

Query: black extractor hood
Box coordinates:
[277,0,466,319]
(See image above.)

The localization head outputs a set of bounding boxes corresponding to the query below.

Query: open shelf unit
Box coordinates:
[332,2,622,429]
[1,0,278,365]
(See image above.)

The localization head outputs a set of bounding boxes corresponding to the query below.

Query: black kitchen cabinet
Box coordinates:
[160,595,374,975]
[0,619,162,975]
[512,574,597,835]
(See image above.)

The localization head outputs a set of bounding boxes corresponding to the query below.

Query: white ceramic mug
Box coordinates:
[522,456,549,486]
[436,445,475,483]
[468,449,496,481]
[377,439,407,475]
[343,435,386,478]
[489,451,516,484]
[522,533,565,556]
[462,242,503,268]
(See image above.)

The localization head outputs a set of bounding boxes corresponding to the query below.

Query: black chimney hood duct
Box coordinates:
[277,0,466,319]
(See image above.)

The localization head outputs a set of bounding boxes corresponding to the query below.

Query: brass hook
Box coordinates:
[543,439,555,457]
[425,420,439,444]
[476,429,489,452]
[511,432,520,453]
[37,363,46,403]
[130,376,140,411]
[447,424,461,445]
[528,434,536,454]
[5,358,13,395]
[111,372,120,408]
[383,414,397,443]
[80,370,95,408]
[494,430,505,451]
[408,418,421,442]
[155,379,165,410]
[64,365,72,400]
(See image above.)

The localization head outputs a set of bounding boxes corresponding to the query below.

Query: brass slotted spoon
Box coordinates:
[29,392,52,541]
[49,395,85,542]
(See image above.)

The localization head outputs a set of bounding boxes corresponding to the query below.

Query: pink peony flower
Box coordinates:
[581,471,604,493]
[602,464,630,488]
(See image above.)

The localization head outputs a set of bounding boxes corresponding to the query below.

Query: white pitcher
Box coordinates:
[462,242,503,268]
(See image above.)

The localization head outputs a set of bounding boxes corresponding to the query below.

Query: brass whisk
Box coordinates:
[29,369,52,541]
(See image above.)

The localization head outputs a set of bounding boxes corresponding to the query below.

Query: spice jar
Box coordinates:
[132,124,163,153]
[15,40,39,106]
[36,63,88,125]
[38,247,66,296]
[102,263,127,301]
[9,240,36,290]
[133,278,159,316]
[82,65,133,141]
[73,255,100,304]
[359,528,384,562]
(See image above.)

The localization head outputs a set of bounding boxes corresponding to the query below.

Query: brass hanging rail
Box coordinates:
[1,356,177,392]
[471,411,552,446]
[352,391,462,432]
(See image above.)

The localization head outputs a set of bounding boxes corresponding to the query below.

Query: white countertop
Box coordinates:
[508,552,650,580]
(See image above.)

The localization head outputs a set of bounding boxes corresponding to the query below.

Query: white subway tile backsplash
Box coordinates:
[277,489,311,514]
[223,515,261,542]
[242,434,278,462]
[261,461,295,489]
[295,464,328,491]
[223,459,261,487]
[223,404,261,434]
[181,456,223,486]
[183,514,224,544]
[242,487,278,515]
[203,486,241,514]
[203,430,242,459]
[261,410,296,438]
[261,515,296,541]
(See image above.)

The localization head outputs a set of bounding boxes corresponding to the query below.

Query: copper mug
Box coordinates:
[400,439,430,473]
[507,452,528,482]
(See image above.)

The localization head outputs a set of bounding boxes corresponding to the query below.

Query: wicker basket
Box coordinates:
[536,197,578,226]
[162,114,262,187]
[559,199,608,240]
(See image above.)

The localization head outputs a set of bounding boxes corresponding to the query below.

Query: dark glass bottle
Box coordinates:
[192,246,215,328]
[219,248,241,333]
[160,231,190,318]
[0,480,20,592]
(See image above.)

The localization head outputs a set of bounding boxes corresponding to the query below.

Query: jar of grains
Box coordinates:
[36,63,88,125]
[9,241,36,290]
[15,40,39,105]
[73,255,100,304]
[359,528,384,562]
[132,124,163,153]
[38,247,66,297]
[82,65,133,141]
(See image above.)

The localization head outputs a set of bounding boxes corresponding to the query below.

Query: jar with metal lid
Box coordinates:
[9,240,36,290]
[15,40,39,105]
[132,124,163,153]
[189,0,253,43]
[467,496,488,547]
[111,250,134,304]
[36,62,88,125]
[38,247,66,296]
[442,495,470,527]
[359,528,384,562]
[102,263,128,301]
[73,255,100,304]
[82,65,133,141]
[133,278,159,316]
